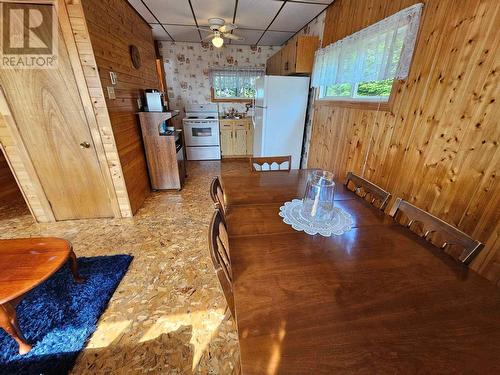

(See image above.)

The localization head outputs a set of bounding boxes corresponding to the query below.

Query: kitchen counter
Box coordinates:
[136,110,180,119]
[219,116,248,120]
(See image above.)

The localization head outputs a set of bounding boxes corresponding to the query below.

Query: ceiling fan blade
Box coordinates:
[202,34,216,41]
[223,33,244,41]
[220,23,237,33]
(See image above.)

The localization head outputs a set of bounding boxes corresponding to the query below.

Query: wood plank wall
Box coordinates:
[0,152,23,207]
[308,0,500,284]
[81,0,158,213]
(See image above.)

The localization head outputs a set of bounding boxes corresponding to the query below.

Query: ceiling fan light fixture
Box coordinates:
[212,35,224,48]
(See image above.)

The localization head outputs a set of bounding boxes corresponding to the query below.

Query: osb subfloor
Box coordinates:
[0,160,249,374]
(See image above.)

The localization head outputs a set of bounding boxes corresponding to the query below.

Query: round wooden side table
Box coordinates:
[0,237,84,354]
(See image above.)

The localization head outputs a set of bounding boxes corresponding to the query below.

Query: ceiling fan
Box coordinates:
[198,18,244,48]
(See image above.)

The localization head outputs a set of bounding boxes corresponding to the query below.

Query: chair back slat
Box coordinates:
[210,177,225,215]
[389,198,484,264]
[208,209,235,319]
[345,172,391,210]
[250,156,291,172]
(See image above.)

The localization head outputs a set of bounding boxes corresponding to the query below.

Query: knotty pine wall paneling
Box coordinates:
[308,0,500,284]
[80,0,158,213]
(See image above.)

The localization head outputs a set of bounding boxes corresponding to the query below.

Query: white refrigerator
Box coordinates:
[253,75,310,169]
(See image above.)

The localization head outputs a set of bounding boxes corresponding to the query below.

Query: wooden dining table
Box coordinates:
[222,170,500,374]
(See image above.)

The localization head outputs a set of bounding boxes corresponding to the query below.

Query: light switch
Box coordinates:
[109,71,117,85]
[107,86,116,100]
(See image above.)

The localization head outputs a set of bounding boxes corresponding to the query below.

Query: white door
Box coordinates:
[252,76,266,156]
[263,76,309,169]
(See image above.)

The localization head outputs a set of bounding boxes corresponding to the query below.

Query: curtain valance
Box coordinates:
[209,67,264,92]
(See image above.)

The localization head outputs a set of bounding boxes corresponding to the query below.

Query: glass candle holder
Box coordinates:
[301,170,336,223]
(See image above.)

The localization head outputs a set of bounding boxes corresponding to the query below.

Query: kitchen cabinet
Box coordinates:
[220,118,253,158]
[266,35,319,76]
[266,50,282,75]
[220,122,234,156]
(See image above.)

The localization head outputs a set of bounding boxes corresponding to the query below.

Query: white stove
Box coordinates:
[182,104,221,160]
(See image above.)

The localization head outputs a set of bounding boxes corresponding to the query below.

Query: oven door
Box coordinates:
[183,121,220,146]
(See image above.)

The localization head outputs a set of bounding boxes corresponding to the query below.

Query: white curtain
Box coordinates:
[311,3,423,88]
[209,67,264,96]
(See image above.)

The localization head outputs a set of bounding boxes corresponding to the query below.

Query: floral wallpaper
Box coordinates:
[159,42,278,126]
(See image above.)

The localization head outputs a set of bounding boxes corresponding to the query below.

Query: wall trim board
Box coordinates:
[307,0,500,283]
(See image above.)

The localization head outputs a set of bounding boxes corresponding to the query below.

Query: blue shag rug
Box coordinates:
[0,254,133,375]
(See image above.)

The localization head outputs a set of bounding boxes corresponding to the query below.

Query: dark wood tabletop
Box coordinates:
[0,237,72,304]
[222,169,353,206]
[223,170,500,375]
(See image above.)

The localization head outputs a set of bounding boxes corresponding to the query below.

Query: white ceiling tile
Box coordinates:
[165,25,202,43]
[145,0,195,24]
[229,29,263,45]
[259,31,294,46]
[235,0,284,30]
[128,0,156,23]
[191,0,235,26]
[150,24,172,40]
[270,2,327,32]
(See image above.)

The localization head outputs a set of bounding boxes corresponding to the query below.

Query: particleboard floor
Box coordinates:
[0,160,250,374]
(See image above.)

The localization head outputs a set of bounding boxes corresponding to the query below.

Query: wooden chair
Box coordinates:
[210,176,225,215]
[208,209,235,320]
[250,155,291,172]
[389,198,484,265]
[345,172,391,210]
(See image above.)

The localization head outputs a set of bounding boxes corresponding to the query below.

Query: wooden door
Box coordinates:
[0,13,113,220]
[287,36,298,73]
[265,55,273,75]
[267,51,282,75]
[233,128,247,156]
[280,43,290,75]
[220,124,233,156]
[295,36,319,74]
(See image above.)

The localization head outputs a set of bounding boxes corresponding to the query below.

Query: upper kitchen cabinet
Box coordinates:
[266,35,319,76]
[266,49,282,75]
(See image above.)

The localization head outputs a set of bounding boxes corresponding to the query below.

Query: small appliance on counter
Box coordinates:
[143,89,166,112]
[182,103,221,160]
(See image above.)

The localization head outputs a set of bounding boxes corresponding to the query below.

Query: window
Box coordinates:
[320,79,395,101]
[312,3,423,103]
[209,67,264,101]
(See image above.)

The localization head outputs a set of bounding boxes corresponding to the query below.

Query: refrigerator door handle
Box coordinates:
[252,97,255,127]
[254,105,267,109]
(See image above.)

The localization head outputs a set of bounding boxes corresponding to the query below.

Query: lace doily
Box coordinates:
[279,199,354,236]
